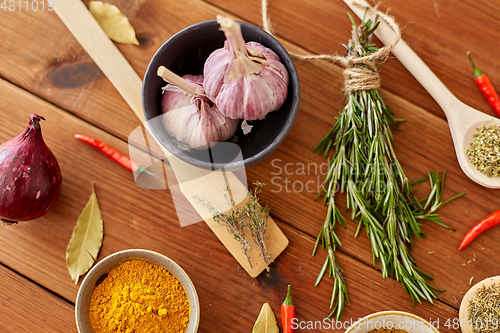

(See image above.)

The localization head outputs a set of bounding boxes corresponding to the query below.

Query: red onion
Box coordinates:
[0,114,62,225]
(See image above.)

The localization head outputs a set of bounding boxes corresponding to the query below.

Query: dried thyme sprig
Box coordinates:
[313,15,464,319]
[242,182,274,271]
[196,182,273,271]
[195,194,253,267]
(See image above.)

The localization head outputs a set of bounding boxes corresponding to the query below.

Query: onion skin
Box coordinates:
[0,114,62,224]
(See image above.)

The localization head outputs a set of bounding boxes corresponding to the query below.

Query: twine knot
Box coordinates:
[339,39,394,92]
[339,54,381,92]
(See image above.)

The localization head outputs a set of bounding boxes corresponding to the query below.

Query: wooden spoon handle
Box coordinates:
[52,0,145,123]
[343,0,458,116]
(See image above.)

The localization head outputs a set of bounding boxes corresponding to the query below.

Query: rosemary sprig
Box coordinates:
[313,16,464,319]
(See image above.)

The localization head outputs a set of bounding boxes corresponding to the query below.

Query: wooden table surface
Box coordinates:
[1,0,499,332]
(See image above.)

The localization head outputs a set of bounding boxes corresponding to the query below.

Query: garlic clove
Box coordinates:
[203,48,229,98]
[162,104,198,142]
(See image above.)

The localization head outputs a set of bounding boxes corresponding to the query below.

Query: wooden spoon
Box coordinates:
[458,275,500,333]
[344,0,500,189]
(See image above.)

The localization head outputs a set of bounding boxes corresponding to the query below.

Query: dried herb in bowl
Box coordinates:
[468,284,500,333]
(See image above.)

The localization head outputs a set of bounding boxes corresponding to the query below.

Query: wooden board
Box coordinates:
[0,0,500,331]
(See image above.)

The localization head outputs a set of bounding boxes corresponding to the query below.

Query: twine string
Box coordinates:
[262,0,272,34]
[261,0,402,92]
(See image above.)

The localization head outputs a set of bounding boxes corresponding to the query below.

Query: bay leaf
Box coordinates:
[252,303,279,333]
[89,1,139,45]
[66,182,104,284]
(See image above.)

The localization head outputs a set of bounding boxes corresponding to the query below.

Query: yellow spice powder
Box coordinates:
[89,259,190,333]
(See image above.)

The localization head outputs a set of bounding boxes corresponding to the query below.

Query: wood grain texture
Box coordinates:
[0,264,76,332]
[249,85,500,307]
[1,0,500,331]
[0,0,229,141]
[0,0,498,133]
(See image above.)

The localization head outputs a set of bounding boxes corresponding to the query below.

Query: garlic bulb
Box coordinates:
[203,16,289,121]
[157,66,239,150]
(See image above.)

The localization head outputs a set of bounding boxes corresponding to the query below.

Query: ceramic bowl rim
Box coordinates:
[345,311,440,333]
[75,249,200,333]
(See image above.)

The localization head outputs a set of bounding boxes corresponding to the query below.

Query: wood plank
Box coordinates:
[0,264,76,332]
[0,78,179,302]
[0,77,461,332]
[52,0,289,278]
[0,0,231,142]
[220,39,500,309]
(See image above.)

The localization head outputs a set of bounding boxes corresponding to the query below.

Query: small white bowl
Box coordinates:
[345,311,439,333]
[75,249,200,333]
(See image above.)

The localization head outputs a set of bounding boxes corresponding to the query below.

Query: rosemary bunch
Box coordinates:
[313,16,464,320]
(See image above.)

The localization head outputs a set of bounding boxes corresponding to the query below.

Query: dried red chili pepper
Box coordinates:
[281,285,295,333]
[458,209,500,250]
[467,52,500,118]
[74,134,157,177]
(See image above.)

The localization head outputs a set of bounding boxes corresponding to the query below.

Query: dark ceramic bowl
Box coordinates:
[142,20,300,171]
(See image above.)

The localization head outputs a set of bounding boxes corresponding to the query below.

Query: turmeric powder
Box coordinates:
[89,259,190,333]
